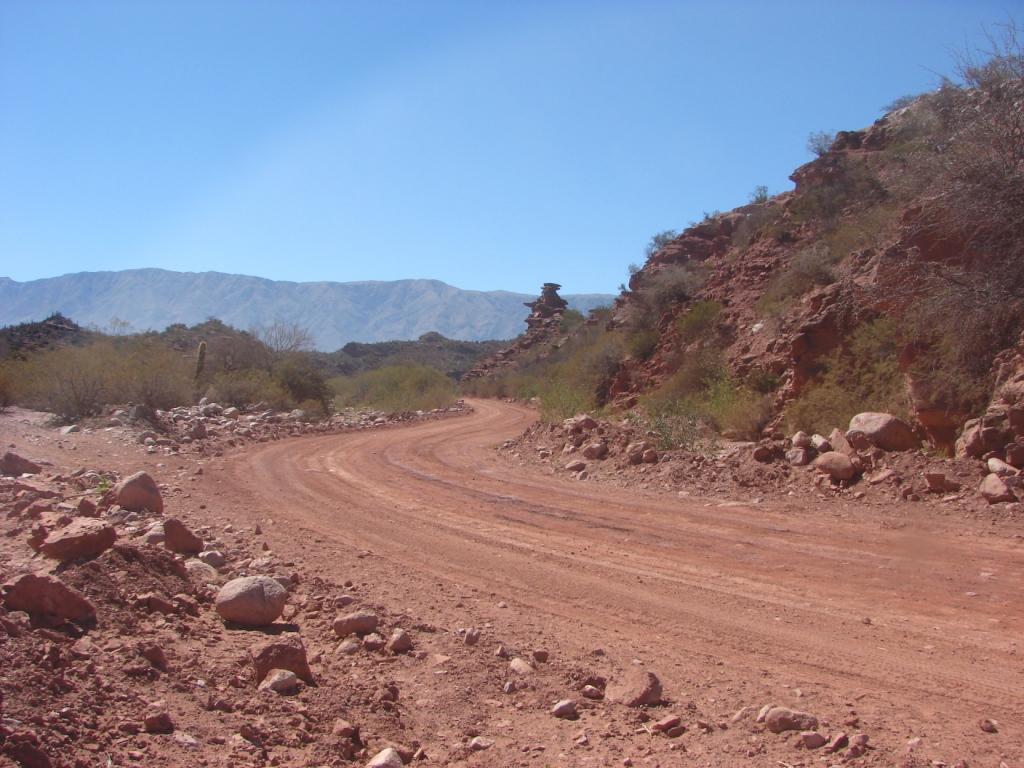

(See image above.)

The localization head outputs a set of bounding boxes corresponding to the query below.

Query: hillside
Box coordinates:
[464,49,1024,458]
[0,271,613,349]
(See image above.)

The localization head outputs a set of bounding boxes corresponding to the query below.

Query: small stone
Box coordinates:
[551,699,578,719]
[826,732,849,753]
[113,471,164,514]
[258,669,299,695]
[980,473,1017,504]
[366,747,403,768]
[2,573,96,626]
[143,712,174,734]
[162,518,203,554]
[652,715,681,733]
[464,627,481,646]
[813,452,857,482]
[468,736,494,751]
[199,550,226,568]
[332,610,379,637]
[978,718,998,733]
[565,459,586,473]
[764,707,818,733]
[801,731,827,749]
[606,669,662,707]
[250,635,314,684]
[509,657,534,675]
[362,632,386,651]
[0,451,42,476]
[532,648,549,663]
[386,628,413,654]
[581,684,604,700]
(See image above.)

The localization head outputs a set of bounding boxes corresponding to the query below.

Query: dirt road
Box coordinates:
[220,398,1024,764]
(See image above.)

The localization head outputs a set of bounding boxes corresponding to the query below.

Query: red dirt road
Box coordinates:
[218,398,1024,764]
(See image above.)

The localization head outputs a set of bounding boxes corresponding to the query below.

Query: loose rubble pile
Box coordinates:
[60,399,469,460]
[501,409,1023,517]
[0,399,1009,766]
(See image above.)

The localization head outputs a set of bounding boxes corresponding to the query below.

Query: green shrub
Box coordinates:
[730,203,784,250]
[115,339,193,410]
[644,230,678,258]
[9,344,114,420]
[559,309,585,334]
[791,158,886,223]
[785,318,909,434]
[332,364,456,413]
[756,244,839,315]
[676,300,722,345]
[538,380,590,422]
[626,328,659,361]
[273,354,331,413]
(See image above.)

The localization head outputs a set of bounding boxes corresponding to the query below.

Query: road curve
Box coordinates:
[222,397,1024,752]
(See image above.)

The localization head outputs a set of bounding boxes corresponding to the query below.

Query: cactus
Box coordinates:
[194,341,207,380]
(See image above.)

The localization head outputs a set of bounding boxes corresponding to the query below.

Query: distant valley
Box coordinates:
[0,270,613,349]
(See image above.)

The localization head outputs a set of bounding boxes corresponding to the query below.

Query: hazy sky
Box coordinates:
[1,1,1017,294]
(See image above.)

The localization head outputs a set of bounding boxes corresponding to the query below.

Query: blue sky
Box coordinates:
[1,1,1018,294]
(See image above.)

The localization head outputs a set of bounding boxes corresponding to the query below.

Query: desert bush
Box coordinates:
[114,340,193,410]
[807,130,835,157]
[559,309,585,334]
[9,344,114,420]
[207,369,289,409]
[332,364,456,413]
[748,184,769,204]
[730,203,785,250]
[785,318,909,435]
[883,93,921,112]
[0,364,13,410]
[626,328,659,361]
[676,300,723,345]
[644,230,678,258]
[273,354,331,413]
[629,264,709,330]
[756,244,840,315]
[791,158,886,223]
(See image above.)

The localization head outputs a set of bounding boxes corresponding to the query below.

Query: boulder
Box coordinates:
[924,472,961,493]
[2,573,96,626]
[162,518,203,554]
[810,434,831,452]
[849,413,919,452]
[581,442,608,460]
[551,699,578,719]
[332,611,379,637]
[113,471,164,514]
[979,473,1017,504]
[813,451,858,482]
[214,576,287,626]
[1005,441,1024,468]
[564,459,587,473]
[251,635,314,684]
[39,519,116,562]
[764,706,818,733]
[606,669,662,707]
[0,452,42,476]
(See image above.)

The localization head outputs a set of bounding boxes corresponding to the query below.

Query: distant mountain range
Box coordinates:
[0,270,613,350]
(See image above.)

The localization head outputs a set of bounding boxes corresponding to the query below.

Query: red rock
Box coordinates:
[113,471,164,514]
[386,628,413,654]
[813,451,857,482]
[162,518,203,554]
[606,669,662,707]
[139,642,169,671]
[76,497,98,517]
[652,715,681,732]
[332,610,379,637]
[39,518,116,562]
[764,706,818,733]
[582,442,608,460]
[801,731,827,749]
[0,452,42,476]
[250,635,314,685]
[2,573,96,626]
[143,711,174,734]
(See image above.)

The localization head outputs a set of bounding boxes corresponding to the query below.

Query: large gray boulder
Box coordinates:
[215,576,287,626]
[848,412,919,452]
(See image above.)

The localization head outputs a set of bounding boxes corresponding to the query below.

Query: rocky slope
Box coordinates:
[0,270,613,348]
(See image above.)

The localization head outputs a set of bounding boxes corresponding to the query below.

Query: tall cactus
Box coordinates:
[194,340,207,380]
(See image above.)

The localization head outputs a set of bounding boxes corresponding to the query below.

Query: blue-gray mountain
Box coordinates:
[0,270,613,350]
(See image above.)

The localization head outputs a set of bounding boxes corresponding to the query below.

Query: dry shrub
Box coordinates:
[207,369,289,409]
[785,318,909,435]
[331,365,456,413]
[756,244,840,315]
